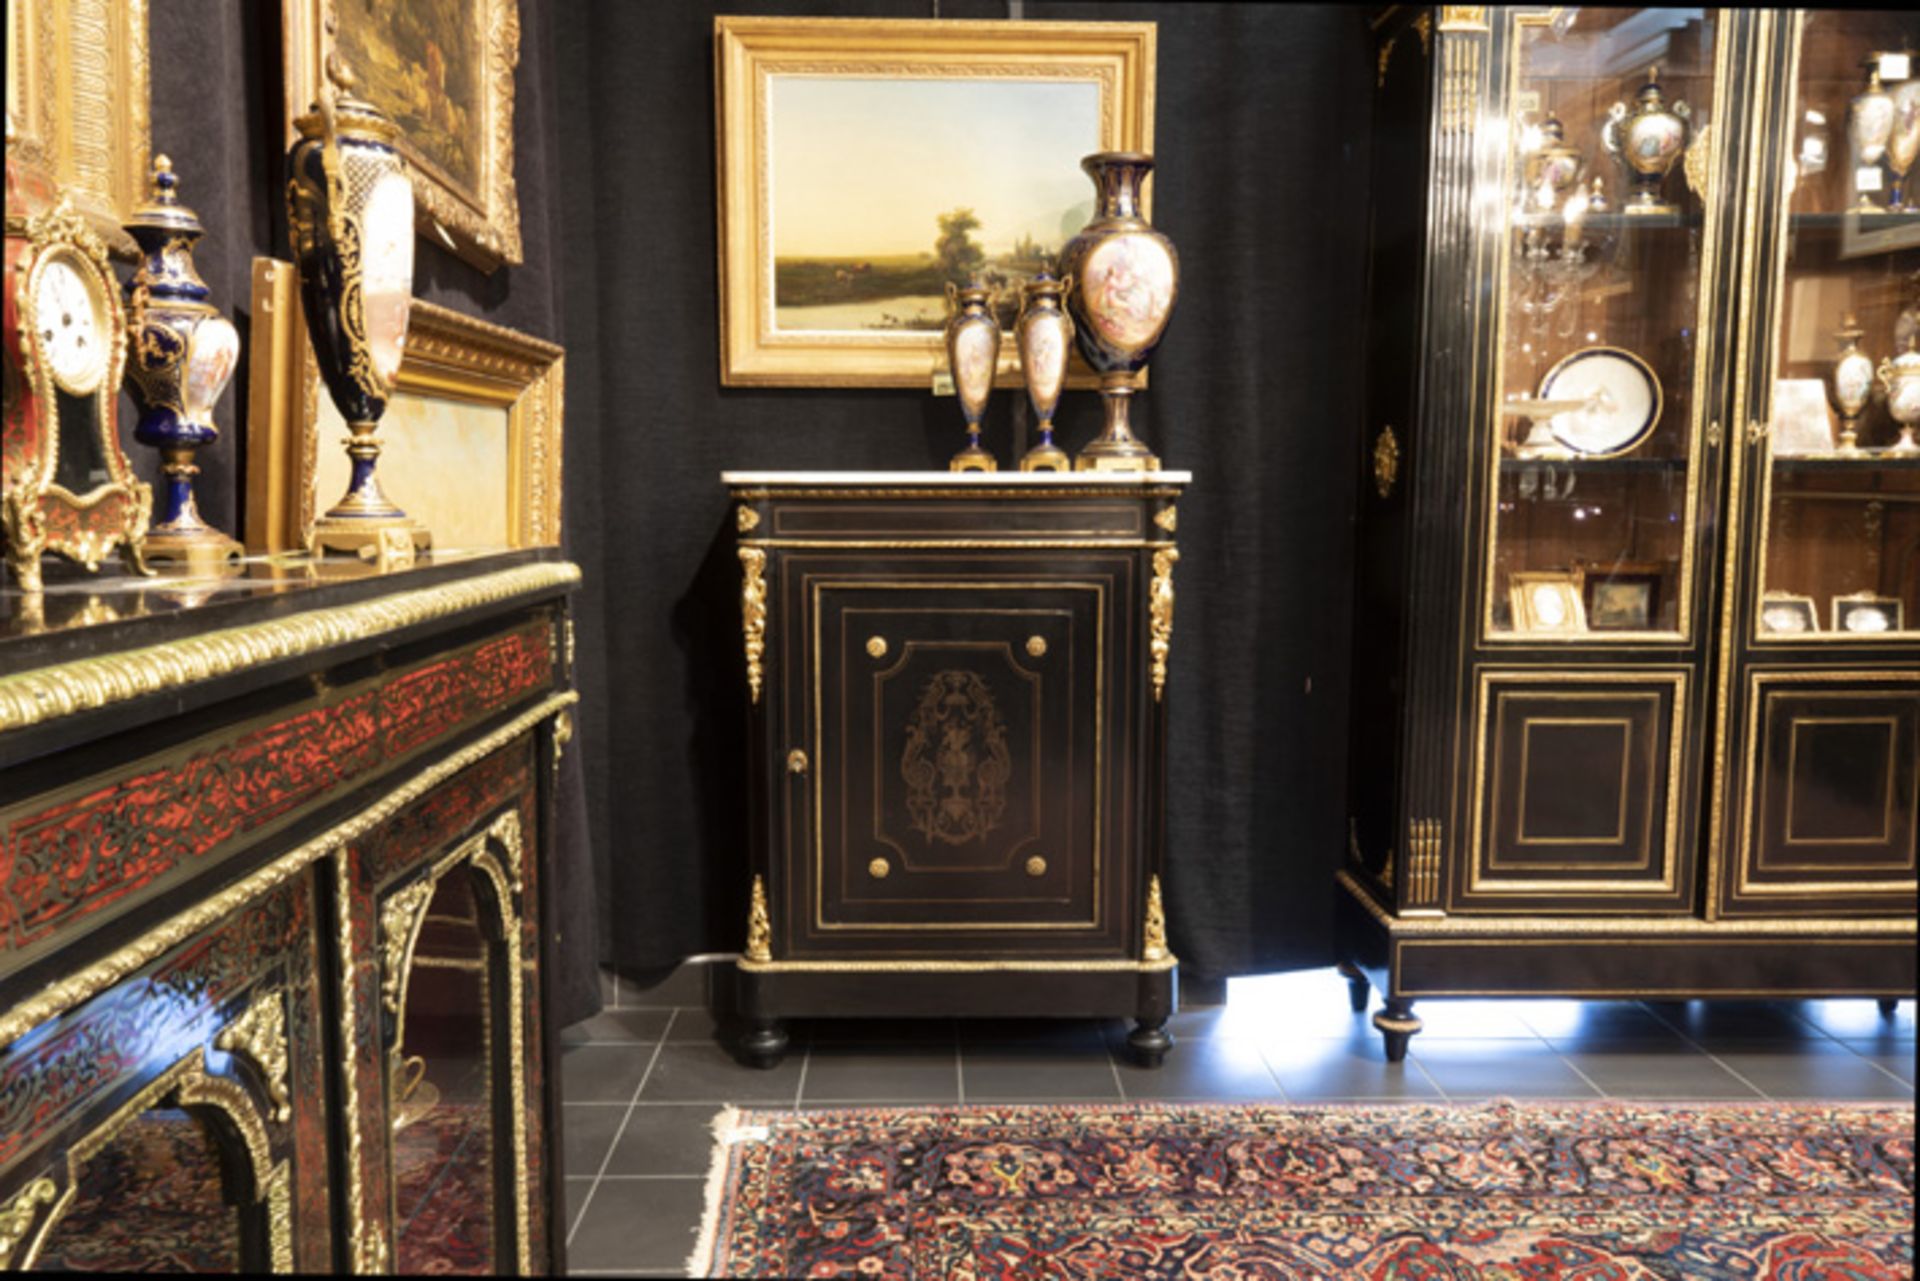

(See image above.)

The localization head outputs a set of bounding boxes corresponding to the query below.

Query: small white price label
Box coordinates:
[1879,52,1911,81]
[1857,165,1885,193]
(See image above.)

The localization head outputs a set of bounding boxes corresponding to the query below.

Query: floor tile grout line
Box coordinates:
[1406,1050,1448,1101]
[1648,1014,1774,1102]
[794,1043,812,1109]
[1552,1048,1610,1100]
[1105,1031,1128,1101]
[567,1008,677,1248]
[955,1022,966,1105]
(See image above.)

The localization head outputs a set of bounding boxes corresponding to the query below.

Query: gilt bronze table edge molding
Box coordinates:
[0,561,582,733]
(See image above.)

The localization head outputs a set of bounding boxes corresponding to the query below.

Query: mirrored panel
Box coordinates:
[1489,8,1724,640]
[1758,12,1920,642]
[32,1108,241,1272]
[390,872,498,1276]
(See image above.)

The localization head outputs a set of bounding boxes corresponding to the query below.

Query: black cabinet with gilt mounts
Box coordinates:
[726,472,1187,1068]
[1344,7,1916,1060]
[0,549,578,1273]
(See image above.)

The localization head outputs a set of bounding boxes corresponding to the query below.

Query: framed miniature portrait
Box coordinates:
[1758,591,1820,636]
[1509,571,1588,635]
[714,16,1155,386]
[1582,563,1667,631]
[1831,592,1905,636]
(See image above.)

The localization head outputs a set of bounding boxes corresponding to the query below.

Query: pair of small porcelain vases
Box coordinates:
[944,151,1179,473]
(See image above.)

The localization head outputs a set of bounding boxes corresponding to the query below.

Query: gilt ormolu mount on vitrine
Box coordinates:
[726,472,1188,1068]
[0,550,578,1272]
[1342,7,1916,1061]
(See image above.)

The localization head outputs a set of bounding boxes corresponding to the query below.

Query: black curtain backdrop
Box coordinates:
[552,2,1376,986]
[133,1,1372,1016]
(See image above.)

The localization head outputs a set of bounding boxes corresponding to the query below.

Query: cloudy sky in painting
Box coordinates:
[770,75,1102,258]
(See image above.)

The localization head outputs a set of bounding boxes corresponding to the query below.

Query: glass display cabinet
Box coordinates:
[1342,6,1916,1060]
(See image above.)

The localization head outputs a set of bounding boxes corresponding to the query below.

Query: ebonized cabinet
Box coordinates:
[0,549,578,1272]
[1343,7,1917,1060]
[725,472,1187,1067]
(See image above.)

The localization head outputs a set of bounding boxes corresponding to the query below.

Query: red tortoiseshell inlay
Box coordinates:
[1,622,553,952]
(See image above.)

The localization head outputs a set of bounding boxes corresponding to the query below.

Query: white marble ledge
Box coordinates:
[722,470,1192,486]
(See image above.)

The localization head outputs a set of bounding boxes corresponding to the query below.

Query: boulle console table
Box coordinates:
[0,549,578,1273]
[725,471,1189,1068]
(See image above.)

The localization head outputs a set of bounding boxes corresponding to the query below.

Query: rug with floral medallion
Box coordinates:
[690,1099,1915,1279]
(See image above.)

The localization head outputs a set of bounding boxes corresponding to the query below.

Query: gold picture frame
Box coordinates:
[281,0,522,271]
[246,259,562,554]
[1831,591,1905,636]
[1509,571,1589,635]
[4,0,150,257]
[715,15,1156,387]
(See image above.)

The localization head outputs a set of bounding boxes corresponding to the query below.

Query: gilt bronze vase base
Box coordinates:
[949,441,998,473]
[1019,440,1072,472]
[308,515,432,571]
[143,527,244,576]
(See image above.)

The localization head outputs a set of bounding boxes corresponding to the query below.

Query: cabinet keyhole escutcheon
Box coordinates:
[787,748,808,775]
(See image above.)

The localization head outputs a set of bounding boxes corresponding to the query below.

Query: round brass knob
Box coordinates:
[1026,636,1047,658]
[787,749,808,775]
[869,857,891,879]
[866,636,888,659]
[1025,855,1047,877]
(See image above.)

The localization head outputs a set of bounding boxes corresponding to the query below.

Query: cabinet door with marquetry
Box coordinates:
[782,554,1138,960]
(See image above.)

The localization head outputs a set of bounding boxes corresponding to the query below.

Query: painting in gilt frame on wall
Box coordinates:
[5,0,150,257]
[282,0,522,270]
[715,16,1156,386]
[246,260,562,555]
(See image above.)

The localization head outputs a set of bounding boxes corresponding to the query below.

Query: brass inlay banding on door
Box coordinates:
[1512,716,1634,848]
[1781,716,1899,851]
[1468,670,1688,897]
[810,582,1110,934]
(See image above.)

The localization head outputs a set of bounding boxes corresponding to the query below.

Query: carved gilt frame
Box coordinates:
[281,0,522,270]
[4,0,149,257]
[246,261,563,554]
[714,16,1156,386]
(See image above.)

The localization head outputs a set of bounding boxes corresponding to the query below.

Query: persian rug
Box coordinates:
[691,1100,1915,1279]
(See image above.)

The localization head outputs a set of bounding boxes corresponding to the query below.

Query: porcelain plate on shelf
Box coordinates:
[1540,346,1663,457]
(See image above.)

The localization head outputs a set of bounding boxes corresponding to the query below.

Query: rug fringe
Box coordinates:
[687,1105,750,1278]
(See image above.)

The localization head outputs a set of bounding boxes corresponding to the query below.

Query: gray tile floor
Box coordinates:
[558,963,1915,1276]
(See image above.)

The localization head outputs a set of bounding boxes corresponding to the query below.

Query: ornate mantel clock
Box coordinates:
[4,145,152,593]
[285,31,427,561]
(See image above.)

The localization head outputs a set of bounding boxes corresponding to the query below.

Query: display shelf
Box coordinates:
[1772,453,1920,472]
[1499,454,1690,475]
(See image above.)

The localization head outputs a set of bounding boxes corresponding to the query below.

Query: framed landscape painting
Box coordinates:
[283,0,522,269]
[715,16,1156,386]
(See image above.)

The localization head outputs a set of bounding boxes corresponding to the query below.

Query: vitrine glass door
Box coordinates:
[1755,13,1920,642]
[1488,9,1731,640]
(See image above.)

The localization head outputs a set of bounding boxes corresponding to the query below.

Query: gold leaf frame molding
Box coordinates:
[246,260,564,555]
[715,16,1156,387]
[5,0,150,257]
[281,0,522,270]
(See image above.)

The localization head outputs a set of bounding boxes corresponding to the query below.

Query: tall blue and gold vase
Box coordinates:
[123,155,245,572]
[286,42,427,561]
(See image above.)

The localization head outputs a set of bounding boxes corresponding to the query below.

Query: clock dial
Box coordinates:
[33,255,109,395]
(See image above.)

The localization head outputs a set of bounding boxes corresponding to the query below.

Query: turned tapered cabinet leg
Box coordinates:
[740,1017,789,1069]
[1127,1016,1174,1067]
[1337,961,1371,1013]
[1879,998,1900,1018]
[1373,997,1421,1063]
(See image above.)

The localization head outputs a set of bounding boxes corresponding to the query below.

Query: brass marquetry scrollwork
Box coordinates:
[739,547,767,704]
[901,671,1011,845]
[1150,547,1179,702]
[745,875,772,963]
[1142,875,1170,962]
[214,989,292,1123]
[0,1179,56,1268]
[378,879,435,1015]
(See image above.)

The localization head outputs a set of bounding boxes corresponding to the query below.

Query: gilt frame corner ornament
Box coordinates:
[280,0,522,270]
[4,0,150,258]
[214,989,294,1123]
[246,266,564,555]
[714,15,1157,386]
